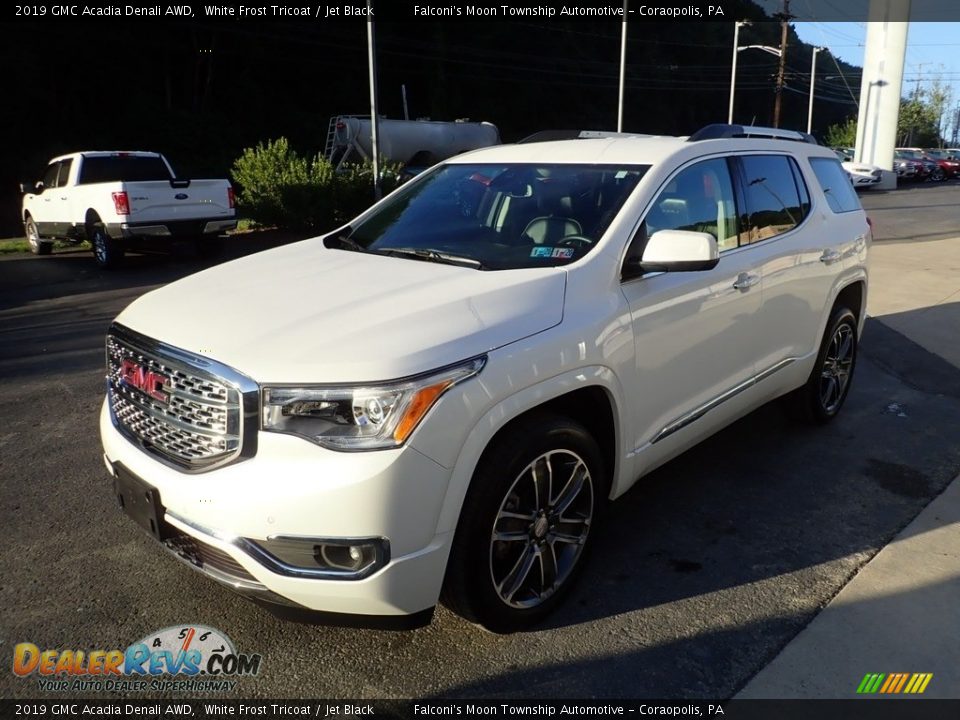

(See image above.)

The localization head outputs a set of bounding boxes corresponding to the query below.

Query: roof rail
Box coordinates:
[518,130,649,144]
[688,124,818,145]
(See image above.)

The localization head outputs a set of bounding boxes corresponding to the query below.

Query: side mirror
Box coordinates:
[20,181,41,194]
[634,229,719,275]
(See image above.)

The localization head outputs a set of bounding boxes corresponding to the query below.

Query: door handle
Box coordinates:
[733,272,760,291]
[820,249,842,265]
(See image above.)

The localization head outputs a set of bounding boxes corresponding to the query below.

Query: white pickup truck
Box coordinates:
[21,151,236,268]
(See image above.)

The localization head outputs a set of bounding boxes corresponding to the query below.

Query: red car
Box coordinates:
[924,149,960,178]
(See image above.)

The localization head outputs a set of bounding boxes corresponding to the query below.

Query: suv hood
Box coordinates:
[116,239,566,383]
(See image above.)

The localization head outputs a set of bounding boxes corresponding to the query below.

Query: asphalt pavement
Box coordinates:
[1,183,959,701]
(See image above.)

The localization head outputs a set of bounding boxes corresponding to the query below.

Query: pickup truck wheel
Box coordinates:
[443,415,604,632]
[26,219,52,255]
[788,306,858,424]
[90,225,124,269]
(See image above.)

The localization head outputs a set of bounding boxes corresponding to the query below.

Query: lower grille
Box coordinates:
[164,532,258,583]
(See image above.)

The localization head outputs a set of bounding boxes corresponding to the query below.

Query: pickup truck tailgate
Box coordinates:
[127,180,233,222]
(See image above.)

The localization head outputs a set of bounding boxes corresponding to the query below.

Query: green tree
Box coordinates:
[824,117,857,148]
[232,138,400,230]
[898,91,941,147]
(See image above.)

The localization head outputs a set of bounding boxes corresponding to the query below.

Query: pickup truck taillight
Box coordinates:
[227,186,235,209]
[112,191,130,216]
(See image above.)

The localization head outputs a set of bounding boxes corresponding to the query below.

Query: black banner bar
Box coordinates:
[3,699,960,720]
[8,1,960,23]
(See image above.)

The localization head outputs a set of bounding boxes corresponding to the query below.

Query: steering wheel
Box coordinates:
[557,235,593,249]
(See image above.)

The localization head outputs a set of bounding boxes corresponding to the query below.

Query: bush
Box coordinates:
[231,138,400,231]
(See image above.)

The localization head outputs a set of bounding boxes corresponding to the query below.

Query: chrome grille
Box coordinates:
[106,327,255,471]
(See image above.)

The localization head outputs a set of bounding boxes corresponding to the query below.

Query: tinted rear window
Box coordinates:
[78,156,171,184]
[809,158,862,213]
[739,155,810,243]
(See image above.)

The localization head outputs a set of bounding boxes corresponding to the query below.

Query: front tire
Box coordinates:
[788,306,858,424]
[443,414,604,632]
[930,167,946,182]
[25,218,52,255]
[89,224,124,269]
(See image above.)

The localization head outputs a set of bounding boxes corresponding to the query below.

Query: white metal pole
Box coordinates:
[728,22,741,124]
[807,47,822,134]
[854,0,910,169]
[617,0,628,132]
[366,0,381,200]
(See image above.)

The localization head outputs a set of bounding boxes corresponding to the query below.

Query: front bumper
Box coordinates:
[100,401,453,618]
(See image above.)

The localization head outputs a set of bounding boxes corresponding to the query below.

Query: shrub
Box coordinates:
[231,138,400,231]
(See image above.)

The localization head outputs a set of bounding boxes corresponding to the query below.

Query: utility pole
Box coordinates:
[772,0,790,128]
[366,0,381,200]
[952,103,960,146]
[913,62,926,98]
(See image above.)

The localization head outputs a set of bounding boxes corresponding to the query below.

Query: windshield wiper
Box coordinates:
[377,247,486,270]
[325,231,367,253]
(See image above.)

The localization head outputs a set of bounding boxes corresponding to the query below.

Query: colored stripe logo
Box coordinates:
[857,673,933,694]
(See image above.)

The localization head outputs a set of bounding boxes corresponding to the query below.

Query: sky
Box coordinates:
[748,1,960,140]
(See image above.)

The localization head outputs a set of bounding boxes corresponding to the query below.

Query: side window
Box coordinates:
[56,159,73,187]
[739,155,808,244]
[42,163,59,189]
[809,157,863,213]
[643,158,739,252]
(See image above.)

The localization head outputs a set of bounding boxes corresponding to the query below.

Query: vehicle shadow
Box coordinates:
[0,231,314,381]
[0,230,313,311]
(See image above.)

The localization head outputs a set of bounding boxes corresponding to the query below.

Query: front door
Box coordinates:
[619,156,761,467]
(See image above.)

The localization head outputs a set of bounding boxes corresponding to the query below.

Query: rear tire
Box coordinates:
[443,414,604,632]
[787,306,858,424]
[89,223,124,269]
[26,218,52,255]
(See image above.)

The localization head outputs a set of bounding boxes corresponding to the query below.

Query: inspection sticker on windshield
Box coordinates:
[531,247,574,259]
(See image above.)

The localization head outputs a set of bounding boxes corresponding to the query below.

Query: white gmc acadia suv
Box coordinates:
[100,124,870,632]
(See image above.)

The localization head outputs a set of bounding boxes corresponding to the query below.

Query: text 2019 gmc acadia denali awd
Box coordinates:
[101,125,870,632]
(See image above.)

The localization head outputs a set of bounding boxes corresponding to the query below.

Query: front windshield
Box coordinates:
[347,163,648,270]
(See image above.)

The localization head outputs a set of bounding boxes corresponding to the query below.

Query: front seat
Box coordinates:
[522,184,582,244]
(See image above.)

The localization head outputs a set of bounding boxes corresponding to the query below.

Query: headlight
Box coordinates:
[262,356,485,450]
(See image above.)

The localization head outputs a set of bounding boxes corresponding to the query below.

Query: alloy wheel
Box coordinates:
[489,449,593,609]
[820,323,854,414]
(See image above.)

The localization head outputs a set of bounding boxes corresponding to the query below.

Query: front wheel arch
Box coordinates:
[442,413,606,631]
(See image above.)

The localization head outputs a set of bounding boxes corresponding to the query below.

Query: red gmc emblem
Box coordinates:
[119,358,169,403]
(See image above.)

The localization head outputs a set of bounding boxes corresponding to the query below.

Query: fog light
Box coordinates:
[245,535,389,580]
[319,543,371,571]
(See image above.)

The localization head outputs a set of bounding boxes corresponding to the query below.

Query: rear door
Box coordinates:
[732,153,853,375]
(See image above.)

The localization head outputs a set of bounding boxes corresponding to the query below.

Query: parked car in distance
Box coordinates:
[893,155,922,181]
[924,149,960,178]
[101,124,870,632]
[831,146,855,162]
[833,150,882,188]
[895,148,943,181]
[20,151,236,268]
